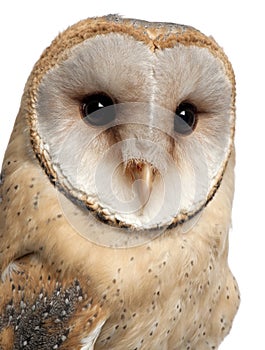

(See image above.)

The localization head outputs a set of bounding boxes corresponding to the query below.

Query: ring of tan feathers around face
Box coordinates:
[27,14,235,231]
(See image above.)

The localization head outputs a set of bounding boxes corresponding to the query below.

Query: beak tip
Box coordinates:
[125,159,157,207]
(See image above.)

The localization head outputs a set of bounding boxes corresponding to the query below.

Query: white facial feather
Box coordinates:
[35,33,233,230]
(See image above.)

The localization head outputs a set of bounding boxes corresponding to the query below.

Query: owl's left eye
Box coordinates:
[81,93,116,126]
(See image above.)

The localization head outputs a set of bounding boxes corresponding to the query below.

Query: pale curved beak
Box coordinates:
[125,160,157,208]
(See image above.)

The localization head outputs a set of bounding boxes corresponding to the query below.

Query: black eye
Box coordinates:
[81,93,116,126]
[174,102,198,135]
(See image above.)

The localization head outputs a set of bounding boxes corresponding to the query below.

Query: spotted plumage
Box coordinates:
[0,15,239,349]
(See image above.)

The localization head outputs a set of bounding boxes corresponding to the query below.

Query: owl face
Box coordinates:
[29,16,235,234]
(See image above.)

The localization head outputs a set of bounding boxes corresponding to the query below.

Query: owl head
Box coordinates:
[2,15,235,248]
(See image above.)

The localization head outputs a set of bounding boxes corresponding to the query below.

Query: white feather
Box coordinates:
[1,261,19,282]
[80,320,105,350]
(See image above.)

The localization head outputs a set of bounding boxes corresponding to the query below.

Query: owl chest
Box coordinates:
[94,253,220,350]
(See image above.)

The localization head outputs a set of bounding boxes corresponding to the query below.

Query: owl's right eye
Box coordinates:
[81,93,116,126]
[174,102,198,135]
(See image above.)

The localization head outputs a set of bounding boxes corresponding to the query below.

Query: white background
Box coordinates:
[0,1,264,349]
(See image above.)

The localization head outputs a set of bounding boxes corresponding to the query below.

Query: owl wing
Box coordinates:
[0,254,107,349]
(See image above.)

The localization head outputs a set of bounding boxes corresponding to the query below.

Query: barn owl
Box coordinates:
[0,15,239,349]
